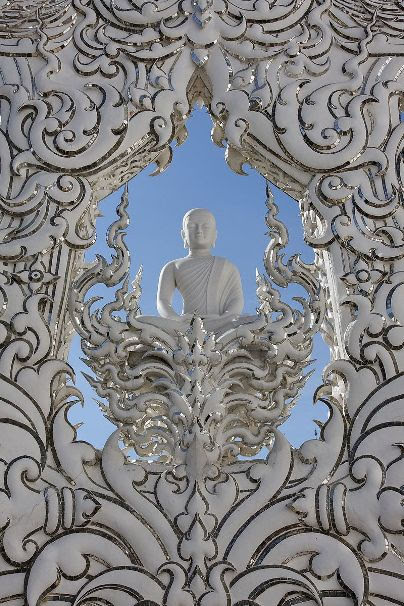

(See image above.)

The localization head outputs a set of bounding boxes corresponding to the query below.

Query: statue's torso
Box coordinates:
[174,256,217,316]
[173,255,241,316]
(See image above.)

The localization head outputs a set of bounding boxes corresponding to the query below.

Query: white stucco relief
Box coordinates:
[0,0,403,604]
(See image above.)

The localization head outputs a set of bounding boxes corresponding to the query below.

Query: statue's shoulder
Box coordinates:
[214,256,239,273]
[172,256,190,268]
[160,259,175,270]
[161,257,189,273]
[158,259,179,278]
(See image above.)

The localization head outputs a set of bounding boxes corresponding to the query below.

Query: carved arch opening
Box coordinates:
[67,104,329,450]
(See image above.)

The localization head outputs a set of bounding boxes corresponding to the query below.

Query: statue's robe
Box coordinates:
[134,255,257,337]
[176,256,243,316]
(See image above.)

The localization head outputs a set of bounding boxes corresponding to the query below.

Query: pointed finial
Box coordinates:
[122,181,129,204]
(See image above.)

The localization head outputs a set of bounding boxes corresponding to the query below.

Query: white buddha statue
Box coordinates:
[133,208,257,336]
[157,208,244,320]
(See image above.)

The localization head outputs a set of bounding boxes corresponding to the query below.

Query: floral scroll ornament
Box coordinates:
[342,257,387,295]
[6,255,59,294]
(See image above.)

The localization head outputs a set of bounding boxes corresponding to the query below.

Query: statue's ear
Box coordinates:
[181,229,188,249]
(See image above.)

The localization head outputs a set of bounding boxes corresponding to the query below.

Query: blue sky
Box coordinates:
[69,108,329,449]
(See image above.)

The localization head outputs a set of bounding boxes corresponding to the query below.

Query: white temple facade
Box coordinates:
[0,1,403,604]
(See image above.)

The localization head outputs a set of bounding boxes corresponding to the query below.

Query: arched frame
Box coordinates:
[0,1,404,604]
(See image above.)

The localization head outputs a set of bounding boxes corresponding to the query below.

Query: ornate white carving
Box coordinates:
[0,0,403,604]
[69,186,322,469]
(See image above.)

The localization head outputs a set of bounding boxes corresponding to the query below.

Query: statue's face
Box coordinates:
[182,209,216,250]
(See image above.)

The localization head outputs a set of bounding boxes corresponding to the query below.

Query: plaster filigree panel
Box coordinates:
[0,0,403,604]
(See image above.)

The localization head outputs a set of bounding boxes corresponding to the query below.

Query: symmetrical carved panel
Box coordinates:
[0,0,403,604]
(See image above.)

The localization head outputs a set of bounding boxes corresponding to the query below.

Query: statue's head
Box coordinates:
[181,208,217,251]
